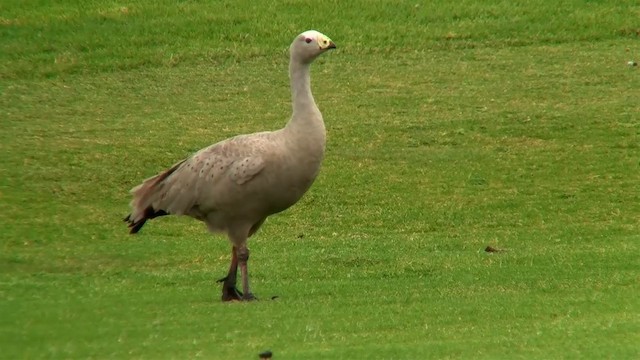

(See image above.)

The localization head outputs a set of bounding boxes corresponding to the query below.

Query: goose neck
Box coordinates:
[289,59,319,117]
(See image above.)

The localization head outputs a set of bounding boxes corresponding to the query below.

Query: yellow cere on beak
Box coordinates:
[318,35,333,49]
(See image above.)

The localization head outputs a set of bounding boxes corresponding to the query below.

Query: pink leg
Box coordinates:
[217,246,242,301]
[237,246,256,301]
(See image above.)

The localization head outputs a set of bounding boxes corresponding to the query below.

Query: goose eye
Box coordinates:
[305,38,312,44]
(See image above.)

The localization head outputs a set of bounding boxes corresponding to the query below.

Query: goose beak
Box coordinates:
[327,41,336,50]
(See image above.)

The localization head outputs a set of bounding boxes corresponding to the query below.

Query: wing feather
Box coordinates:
[127,132,272,228]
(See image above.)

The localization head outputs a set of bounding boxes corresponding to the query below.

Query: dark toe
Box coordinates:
[221,286,243,302]
[242,293,257,301]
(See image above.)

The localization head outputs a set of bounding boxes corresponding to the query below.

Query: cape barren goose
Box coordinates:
[124,30,336,301]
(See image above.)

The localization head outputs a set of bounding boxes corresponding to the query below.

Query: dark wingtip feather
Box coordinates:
[124,208,169,234]
[129,219,147,234]
[123,213,144,234]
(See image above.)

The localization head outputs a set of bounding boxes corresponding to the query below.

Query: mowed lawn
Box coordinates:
[1,0,639,358]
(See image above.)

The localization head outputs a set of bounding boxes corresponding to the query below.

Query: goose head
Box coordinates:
[290,30,336,64]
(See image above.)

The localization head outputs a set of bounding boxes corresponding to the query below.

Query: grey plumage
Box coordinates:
[124,30,336,301]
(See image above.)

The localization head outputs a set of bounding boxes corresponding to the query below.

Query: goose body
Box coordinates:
[124,30,336,301]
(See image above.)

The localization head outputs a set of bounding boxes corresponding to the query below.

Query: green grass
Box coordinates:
[1,0,639,358]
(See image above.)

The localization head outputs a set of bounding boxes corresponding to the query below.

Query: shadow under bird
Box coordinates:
[124,30,336,301]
